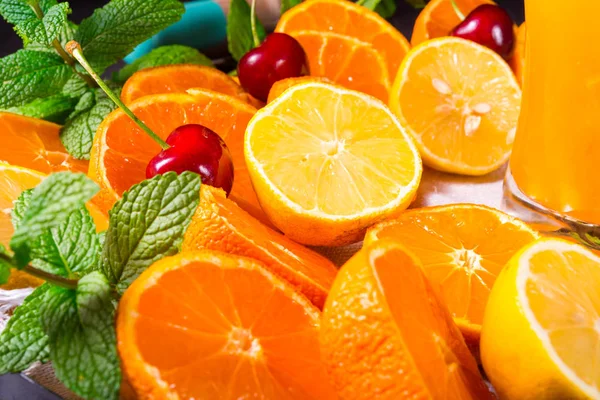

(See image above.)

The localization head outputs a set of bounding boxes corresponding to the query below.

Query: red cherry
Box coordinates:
[146,124,234,195]
[450,4,515,60]
[237,32,309,102]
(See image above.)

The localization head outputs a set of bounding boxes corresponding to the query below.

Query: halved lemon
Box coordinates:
[481,238,600,399]
[244,82,422,246]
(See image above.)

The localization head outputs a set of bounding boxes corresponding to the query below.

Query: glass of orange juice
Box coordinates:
[505,0,600,242]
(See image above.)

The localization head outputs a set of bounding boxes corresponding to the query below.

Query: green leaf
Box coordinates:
[227,0,266,61]
[113,45,213,83]
[0,50,73,108]
[60,87,119,159]
[0,284,50,373]
[15,3,70,46]
[4,93,77,124]
[375,0,397,19]
[41,272,120,400]
[0,244,10,285]
[75,0,185,72]
[0,0,57,27]
[62,73,89,99]
[11,186,100,277]
[405,0,427,8]
[10,172,99,267]
[101,172,201,292]
[281,0,302,15]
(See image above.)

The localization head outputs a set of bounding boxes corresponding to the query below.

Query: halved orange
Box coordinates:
[120,64,250,105]
[365,204,539,358]
[389,37,521,175]
[411,0,496,46]
[509,22,526,86]
[89,90,269,226]
[182,186,338,309]
[0,112,88,174]
[276,0,411,79]
[117,250,337,399]
[0,163,108,290]
[267,76,331,103]
[320,240,493,399]
[245,82,422,246]
[288,30,391,102]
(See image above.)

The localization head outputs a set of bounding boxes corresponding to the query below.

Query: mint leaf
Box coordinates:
[62,73,89,99]
[113,45,213,83]
[75,0,185,72]
[405,0,427,8]
[375,0,396,18]
[0,50,73,108]
[0,0,57,27]
[0,244,10,284]
[281,0,302,15]
[5,93,77,124]
[42,272,120,400]
[227,0,266,61]
[11,185,100,277]
[61,87,119,159]
[101,172,201,292]
[10,172,99,267]
[0,284,50,373]
[15,3,70,46]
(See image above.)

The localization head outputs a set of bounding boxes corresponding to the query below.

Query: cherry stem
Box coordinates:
[250,0,260,48]
[65,41,170,150]
[450,0,466,20]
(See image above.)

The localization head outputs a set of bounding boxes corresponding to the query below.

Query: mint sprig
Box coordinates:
[0,170,201,399]
[0,0,196,158]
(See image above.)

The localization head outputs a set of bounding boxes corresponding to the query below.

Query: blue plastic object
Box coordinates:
[124,0,227,64]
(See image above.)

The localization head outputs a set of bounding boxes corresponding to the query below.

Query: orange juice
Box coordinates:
[509,0,600,224]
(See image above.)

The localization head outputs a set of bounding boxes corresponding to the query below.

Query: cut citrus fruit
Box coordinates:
[117,250,337,400]
[389,37,521,175]
[267,76,331,103]
[288,30,391,102]
[365,204,539,358]
[89,90,269,226]
[244,82,422,246]
[509,22,526,86]
[320,240,493,399]
[0,163,108,290]
[120,64,249,105]
[0,112,89,175]
[481,238,600,399]
[276,0,411,79]
[411,0,496,46]
[182,186,338,309]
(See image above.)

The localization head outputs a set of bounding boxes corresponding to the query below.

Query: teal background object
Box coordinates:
[124,0,227,64]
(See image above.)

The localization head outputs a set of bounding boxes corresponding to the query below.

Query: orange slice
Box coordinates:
[288,30,390,102]
[389,37,521,175]
[509,22,526,86]
[365,204,539,358]
[89,91,269,226]
[276,0,411,79]
[0,112,89,174]
[0,163,108,290]
[117,250,337,400]
[411,0,496,46]
[267,76,331,103]
[244,82,422,246]
[182,186,338,309]
[320,240,494,399]
[120,64,249,104]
